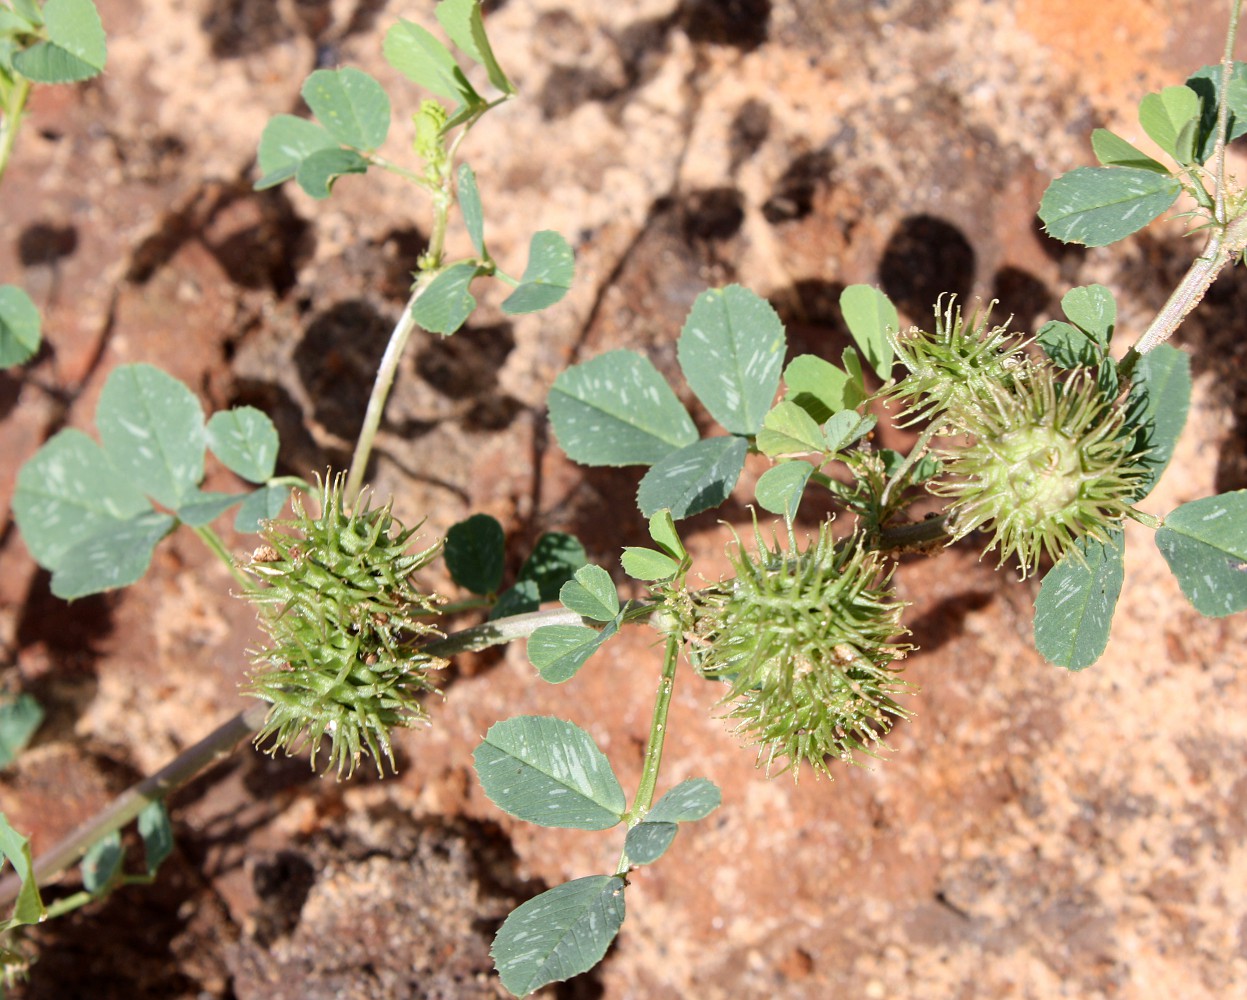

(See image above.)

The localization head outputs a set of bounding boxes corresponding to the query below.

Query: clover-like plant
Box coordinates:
[4,2,1247,997]
[0,0,107,368]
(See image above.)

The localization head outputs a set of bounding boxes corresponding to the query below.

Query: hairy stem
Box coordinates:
[1120,210,1247,376]
[615,633,681,876]
[0,605,608,908]
[343,277,430,503]
[0,702,269,910]
[1119,0,1247,375]
[1214,0,1243,226]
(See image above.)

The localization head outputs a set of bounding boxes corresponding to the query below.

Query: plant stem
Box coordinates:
[368,155,437,192]
[615,633,681,876]
[0,75,32,187]
[421,606,591,656]
[1214,0,1243,227]
[1119,0,1247,377]
[1119,209,1247,377]
[0,702,269,910]
[873,513,951,553]
[343,277,430,503]
[192,525,252,590]
[0,605,604,909]
[880,423,940,508]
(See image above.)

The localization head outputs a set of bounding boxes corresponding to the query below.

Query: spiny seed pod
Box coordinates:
[887,297,1030,425]
[688,523,912,779]
[242,475,446,778]
[934,366,1147,576]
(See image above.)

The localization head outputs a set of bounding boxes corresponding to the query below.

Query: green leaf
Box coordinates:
[1138,85,1200,163]
[527,620,618,683]
[1124,344,1191,500]
[1033,529,1125,670]
[822,410,874,453]
[620,547,681,581]
[235,484,289,533]
[445,513,505,595]
[677,285,785,436]
[500,231,574,315]
[756,401,825,457]
[435,0,514,94]
[1061,284,1115,346]
[755,460,814,521]
[82,830,122,896]
[1172,117,1199,167]
[474,716,626,829]
[559,565,619,622]
[137,800,173,876]
[492,876,625,997]
[411,262,482,334]
[1037,320,1099,369]
[646,508,685,559]
[10,0,43,27]
[647,777,721,822]
[1186,62,1247,163]
[383,18,478,106]
[549,350,698,466]
[254,115,337,190]
[0,695,43,769]
[839,285,896,380]
[842,344,866,388]
[301,67,390,150]
[0,814,43,928]
[457,163,486,257]
[515,532,587,601]
[12,0,105,83]
[782,355,862,424]
[491,579,539,619]
[1039,166,1181,247]
[0,284,41,367]
[174,490,242,527]
[206,407,278,483]
[636,436,748,520]
[1090,129,1170,173]
[49,510,175,599]
[623,822,677,865]
[13,428,152,572]
[96,363,205,509]
[1156,491,1247,617]
[295,147,369,200]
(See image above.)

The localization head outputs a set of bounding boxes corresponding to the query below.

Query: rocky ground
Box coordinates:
[2,0,1246,997]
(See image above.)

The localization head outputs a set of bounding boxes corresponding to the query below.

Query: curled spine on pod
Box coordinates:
[687,520,913,779]
[242,473,446,778]
[933,366,1148,577]
[885,296,1031,426]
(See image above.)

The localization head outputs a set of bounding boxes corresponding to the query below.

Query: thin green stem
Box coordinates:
[368,154,437,192]
[615,633,681,876]
[879,423,940,508]
[0,75,32,187]
[192,525,252,590]
[343,108,500,502]
[343,277,429,503]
